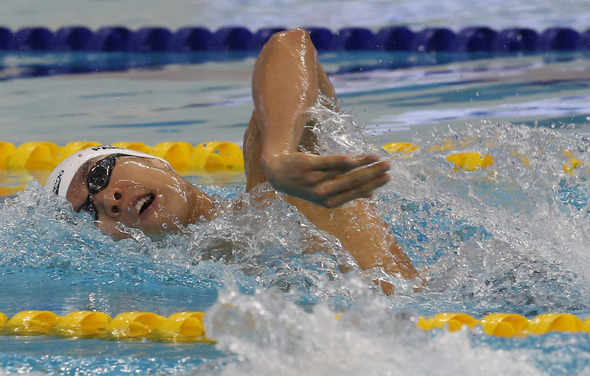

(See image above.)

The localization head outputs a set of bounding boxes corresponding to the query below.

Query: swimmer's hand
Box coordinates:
[263,152,391,208]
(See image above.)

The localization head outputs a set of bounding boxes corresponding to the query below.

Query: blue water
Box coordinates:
[1,1,590,375]
[3,114,590,375]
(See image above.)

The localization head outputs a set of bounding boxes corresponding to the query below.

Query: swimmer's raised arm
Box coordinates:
[249,28,391,208]
[244,29,419,290]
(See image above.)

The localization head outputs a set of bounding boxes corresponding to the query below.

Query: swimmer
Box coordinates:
[45,28,418,292]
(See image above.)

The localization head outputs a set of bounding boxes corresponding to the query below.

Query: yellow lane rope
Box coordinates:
[1,310,589,342]
[0,310,210,343]
[0,141,244,173]
[0,140,497,173]
[0,141,583,195]
[418,312,590,337]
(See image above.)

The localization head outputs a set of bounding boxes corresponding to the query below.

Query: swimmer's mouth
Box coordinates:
[136,193,155,215]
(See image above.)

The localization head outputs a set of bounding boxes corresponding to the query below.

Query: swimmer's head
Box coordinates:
[47,145,167,198]
[46,146,216,240]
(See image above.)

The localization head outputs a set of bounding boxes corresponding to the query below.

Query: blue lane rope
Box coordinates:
[0,26,589,53]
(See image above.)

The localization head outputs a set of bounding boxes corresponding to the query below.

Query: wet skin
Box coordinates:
[66,155,216,240]
[64,28,419,291]
[244,29,418,285]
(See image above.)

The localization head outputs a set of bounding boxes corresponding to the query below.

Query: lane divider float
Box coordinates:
[418,312,590,337]
[0,310,209,343]
[0,141,244,173]
[0,141,584,195]
[1,310,589,342]
[0,140,247,195]
[383,141,495,171]
[1,25,588,53]
[0,141,495,173]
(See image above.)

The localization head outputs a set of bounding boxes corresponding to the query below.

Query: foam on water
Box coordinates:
[1,0,590,373]
[385,123,590,315]
[201,283,542,376]
[2,102,590,374]
[196,108,590,374]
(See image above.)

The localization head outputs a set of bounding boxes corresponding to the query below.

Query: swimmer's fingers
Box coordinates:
[305,154,382,184]
[263,152,389,207]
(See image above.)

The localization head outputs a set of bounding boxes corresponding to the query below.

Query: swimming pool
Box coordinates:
[1,2,590,375]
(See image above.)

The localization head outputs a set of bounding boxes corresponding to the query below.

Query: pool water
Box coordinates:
[1,49,590,375]
[1,3,590,373]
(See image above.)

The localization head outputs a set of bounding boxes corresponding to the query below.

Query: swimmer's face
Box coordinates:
[66,155,214,240]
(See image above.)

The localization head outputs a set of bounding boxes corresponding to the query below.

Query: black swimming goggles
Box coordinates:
[80,153,125,220]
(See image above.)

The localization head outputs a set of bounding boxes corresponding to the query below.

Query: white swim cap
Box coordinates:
[46,145,167,198]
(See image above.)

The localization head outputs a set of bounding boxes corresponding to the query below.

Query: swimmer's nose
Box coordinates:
[95,189,123,217]
[110,191,122,214]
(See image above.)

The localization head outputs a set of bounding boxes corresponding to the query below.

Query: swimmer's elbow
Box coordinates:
[264,28,312,52]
